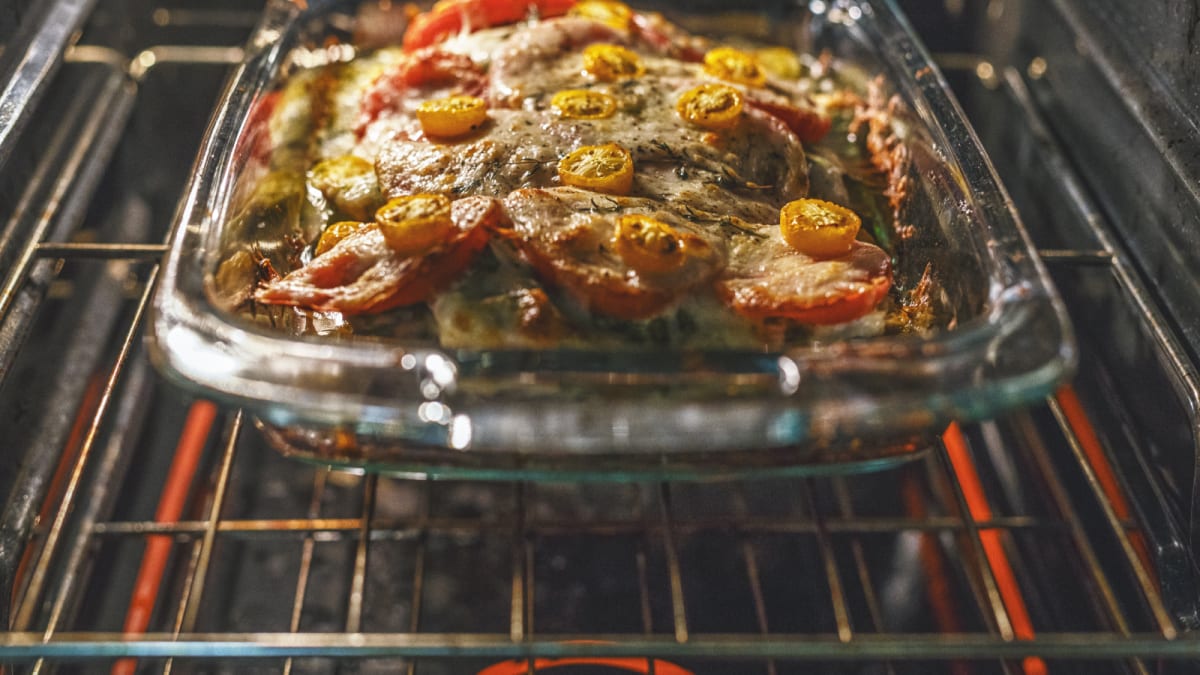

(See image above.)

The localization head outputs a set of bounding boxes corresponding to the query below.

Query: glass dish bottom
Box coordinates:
[258,420,934,481]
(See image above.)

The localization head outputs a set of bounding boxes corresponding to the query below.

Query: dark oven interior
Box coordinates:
[3,0,1200,673]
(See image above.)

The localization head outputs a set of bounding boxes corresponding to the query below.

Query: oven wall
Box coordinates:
[900,0,1200,582]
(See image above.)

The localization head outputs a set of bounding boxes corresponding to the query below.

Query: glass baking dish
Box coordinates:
[147,0,1075,480]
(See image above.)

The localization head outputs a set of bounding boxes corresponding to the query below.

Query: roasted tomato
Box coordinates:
[582,43,644,81]
[358,50,486,135]
[697,46,832,142]
[756,46,803,79]
[308,155,381,221]
[628,11,707,61]
[718,239,892,325]
[315,221,373,257]
[558,143,634,195]
[375,194,457,256]
[551,89,618,119]
[676,83,744,130]
[612,214,689,275]
[568,0,632,30]
[397,50,485,90]
[416,95,489,138]
[255,197,497,314]
[403,0,578,51]
[745,94,832,144]
[703,47,766,87]
[502,188,725,320]
[779,198,861,259]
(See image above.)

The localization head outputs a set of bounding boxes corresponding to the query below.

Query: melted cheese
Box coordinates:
[257,11,896,350]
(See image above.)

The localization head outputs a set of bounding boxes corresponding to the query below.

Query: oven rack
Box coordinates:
[1,12,1199,675]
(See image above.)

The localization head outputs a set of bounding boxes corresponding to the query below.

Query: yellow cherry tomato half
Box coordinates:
[676,83,744,130]
[558,143,635,195]
[569,0,633,30]
[755,46,803,79]
[551,89,618,119]
[780,198,862,258]
[613,214,688,274]
[375,194,455,256]
[583,44,644,81]
[315,221,373,257]
[704,46,766,87]
[308,155,380,221]
[415,95,488,139]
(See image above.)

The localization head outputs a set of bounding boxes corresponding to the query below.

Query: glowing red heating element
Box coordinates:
[478,657,693,675]
[943,422,1046,675]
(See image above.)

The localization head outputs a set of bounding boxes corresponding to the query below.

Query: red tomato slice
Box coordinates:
[357,49,486,136]
[746,96,832,145]
[717,240,892,325]
[746,95,832,144]
[401,50,484,90]
[501,188,726,321]
[403,0,578,51]
[255,197,497,315]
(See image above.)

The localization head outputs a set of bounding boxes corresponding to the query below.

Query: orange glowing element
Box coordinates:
[477,656,694,675]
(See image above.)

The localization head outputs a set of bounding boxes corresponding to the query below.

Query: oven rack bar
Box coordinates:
[1,632,1197,661]
[0,0,99,171]
[33,242,169,260]
[81,513,1067,537]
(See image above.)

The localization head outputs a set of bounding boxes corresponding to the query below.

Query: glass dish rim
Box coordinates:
[147,0,1077,458]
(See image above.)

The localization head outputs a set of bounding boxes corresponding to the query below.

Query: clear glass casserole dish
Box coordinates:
[147,0,1075,479]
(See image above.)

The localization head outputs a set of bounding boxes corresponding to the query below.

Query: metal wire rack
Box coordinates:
[2,7,1200,675]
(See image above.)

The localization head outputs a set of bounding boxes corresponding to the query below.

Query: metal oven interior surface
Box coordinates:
[2,0,1200,673]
